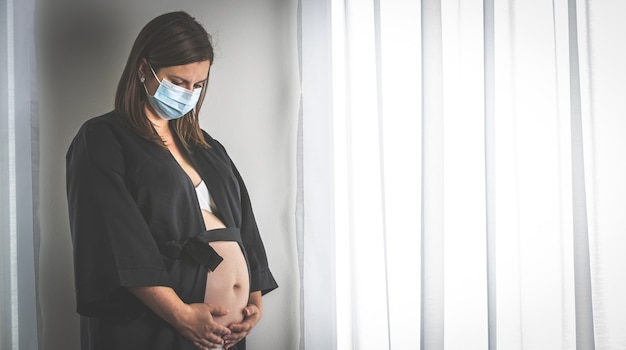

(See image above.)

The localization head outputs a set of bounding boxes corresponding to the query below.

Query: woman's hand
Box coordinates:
[127,286,231,349]
[222,291,263,349]
[176,303,232,349]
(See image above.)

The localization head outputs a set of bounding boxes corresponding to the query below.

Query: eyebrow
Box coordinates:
[168,74,208,85]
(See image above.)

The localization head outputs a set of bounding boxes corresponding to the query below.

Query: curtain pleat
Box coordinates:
[378,0,422,348]
[580,1,626,348]
[420,1,444,349]
[483,0,497,349]
[297,1,337,349]
[567,1,595,349]
[440,1,489,348]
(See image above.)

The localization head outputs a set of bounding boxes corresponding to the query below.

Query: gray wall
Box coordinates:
[36,1,300,349]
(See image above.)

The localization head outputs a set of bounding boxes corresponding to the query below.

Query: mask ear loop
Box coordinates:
[148,64,161,83]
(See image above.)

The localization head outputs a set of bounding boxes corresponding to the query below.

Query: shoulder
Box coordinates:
[199,129,228,154]
[76,111,126,138]
[68,111,139,162]
[71,111,142,148]
[194,129,236,168]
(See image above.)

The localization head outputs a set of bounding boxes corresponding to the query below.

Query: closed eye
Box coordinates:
[194,79,208,89]
[168,77,205,90]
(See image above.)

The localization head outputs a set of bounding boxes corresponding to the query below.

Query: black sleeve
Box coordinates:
[228,151,279,295]
[66,119,171,318]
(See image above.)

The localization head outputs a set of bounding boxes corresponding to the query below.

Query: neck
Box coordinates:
[145,105,170,135]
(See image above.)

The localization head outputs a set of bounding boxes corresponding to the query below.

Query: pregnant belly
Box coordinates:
[200,209,250,326]
[204,241,250,327]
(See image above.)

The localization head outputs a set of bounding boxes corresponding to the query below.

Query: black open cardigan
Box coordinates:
[66,111,277,350]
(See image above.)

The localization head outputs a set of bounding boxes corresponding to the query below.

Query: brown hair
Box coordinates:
[115,11,214,149]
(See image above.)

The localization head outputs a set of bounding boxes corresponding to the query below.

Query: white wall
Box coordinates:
[36,1,300,349]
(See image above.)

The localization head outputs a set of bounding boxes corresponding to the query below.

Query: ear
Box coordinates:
[137,58,148,82]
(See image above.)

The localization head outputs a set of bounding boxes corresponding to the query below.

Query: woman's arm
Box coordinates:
[128,286,232,349]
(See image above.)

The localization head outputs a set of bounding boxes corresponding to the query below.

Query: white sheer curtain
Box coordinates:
[0,0,40,349]
[297,0,626,349]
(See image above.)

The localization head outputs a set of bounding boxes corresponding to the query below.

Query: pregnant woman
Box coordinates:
[66,12,277,350]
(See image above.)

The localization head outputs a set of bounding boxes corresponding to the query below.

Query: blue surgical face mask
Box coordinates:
[143,65,202,120]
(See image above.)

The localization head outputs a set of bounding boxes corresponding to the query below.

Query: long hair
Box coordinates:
[115,11,214,149]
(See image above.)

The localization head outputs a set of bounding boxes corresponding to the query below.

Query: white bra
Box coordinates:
[195,180,213,213]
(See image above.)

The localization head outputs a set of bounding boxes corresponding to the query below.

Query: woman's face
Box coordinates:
[141,60,211,122]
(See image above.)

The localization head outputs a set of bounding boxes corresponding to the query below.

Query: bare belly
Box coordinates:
[201,210,250,327]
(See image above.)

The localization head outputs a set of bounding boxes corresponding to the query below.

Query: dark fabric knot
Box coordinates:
[184,237,223,271]
[158,237,223,272]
